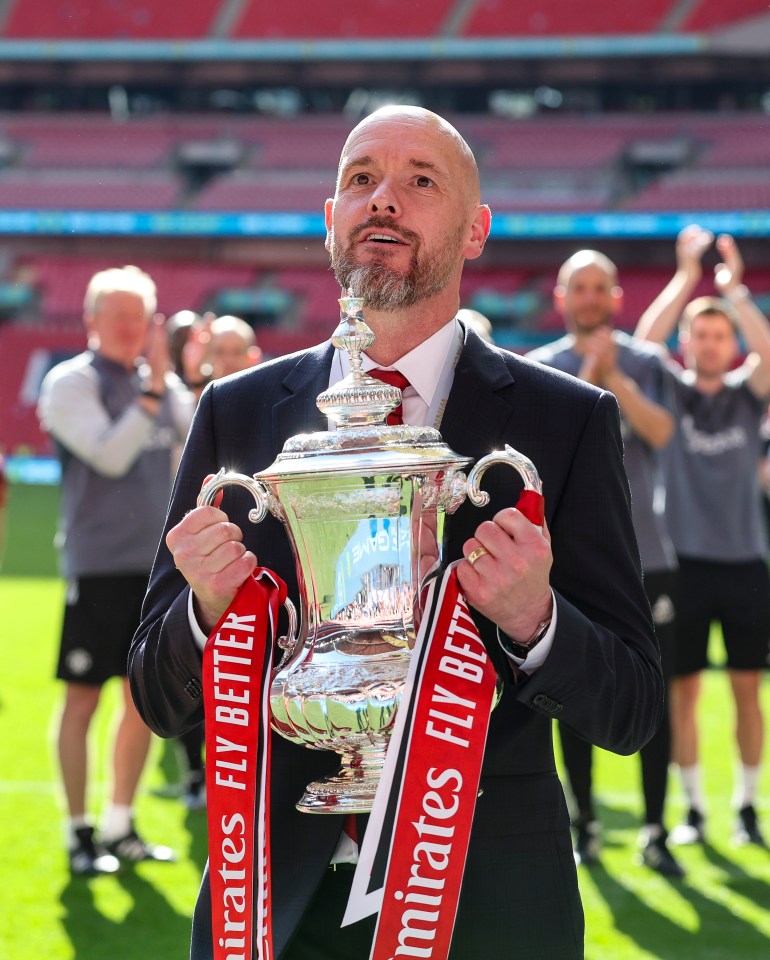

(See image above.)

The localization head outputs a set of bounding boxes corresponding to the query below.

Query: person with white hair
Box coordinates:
[38,264,194,875]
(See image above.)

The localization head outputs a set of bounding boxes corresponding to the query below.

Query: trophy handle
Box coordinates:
[466,444,542,508]
[276,597,299,667]
[197,470,299,662]
[197,468,270,523]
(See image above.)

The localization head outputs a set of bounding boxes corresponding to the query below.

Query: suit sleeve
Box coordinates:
[128,385,219,738]
[516,390,663,756]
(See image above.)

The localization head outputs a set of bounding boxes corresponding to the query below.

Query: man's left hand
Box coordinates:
[457,507,553,643]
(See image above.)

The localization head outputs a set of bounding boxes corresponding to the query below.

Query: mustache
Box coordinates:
[348,216,421,246]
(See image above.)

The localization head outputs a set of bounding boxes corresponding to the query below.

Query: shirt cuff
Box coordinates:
[497,591,557,675]
[187,589,210,651]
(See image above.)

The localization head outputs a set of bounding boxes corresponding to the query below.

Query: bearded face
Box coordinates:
[329,216,464,311]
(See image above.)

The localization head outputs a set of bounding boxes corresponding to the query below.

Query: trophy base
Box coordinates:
[296,774,379,814]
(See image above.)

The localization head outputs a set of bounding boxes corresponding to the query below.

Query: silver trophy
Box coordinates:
[198,293,541,814]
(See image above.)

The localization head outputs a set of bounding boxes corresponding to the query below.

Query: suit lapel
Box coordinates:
[272,342,334,447]
[440,331,517,459]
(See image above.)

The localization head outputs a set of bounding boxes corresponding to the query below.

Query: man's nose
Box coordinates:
[368,179,400,216]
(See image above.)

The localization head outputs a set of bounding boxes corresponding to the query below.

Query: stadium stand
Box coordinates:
[3,0,767,40]
[0,4,768,458]
[245,122,351,172]
[0,171,180,210]
[232,0,453,39]
[680,0,770,32]
[4,0,222,39]
[20,131,171,169]
[0,111,765,216]
[16,255,260,322]
[0,324,85,455]
[193,172,331,212]
[623,169,770,212]
[462,1,675,37]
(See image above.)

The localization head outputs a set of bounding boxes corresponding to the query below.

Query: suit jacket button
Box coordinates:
[533,693,563,714]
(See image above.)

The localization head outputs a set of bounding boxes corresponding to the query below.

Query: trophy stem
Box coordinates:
[296,748,387,814]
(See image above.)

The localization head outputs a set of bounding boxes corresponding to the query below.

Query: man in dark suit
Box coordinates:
[129,106,662,960]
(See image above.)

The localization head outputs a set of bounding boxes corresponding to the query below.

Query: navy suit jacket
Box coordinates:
[130,326,662,959]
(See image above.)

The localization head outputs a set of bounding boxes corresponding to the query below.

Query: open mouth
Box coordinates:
[360,229,408,246]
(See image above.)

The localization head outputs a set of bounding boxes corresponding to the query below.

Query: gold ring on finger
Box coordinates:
[467,546,489,566]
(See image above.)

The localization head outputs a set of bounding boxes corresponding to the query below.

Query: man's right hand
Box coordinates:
[166,504,258,633]
[676,224,713,280]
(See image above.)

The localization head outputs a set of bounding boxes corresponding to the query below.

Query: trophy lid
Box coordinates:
[255,292,472,483]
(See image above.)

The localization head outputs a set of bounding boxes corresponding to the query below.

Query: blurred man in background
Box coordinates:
[209,313,262,379]
[528,250,682,876]
[635,227,770,849]
[38,265,193,875]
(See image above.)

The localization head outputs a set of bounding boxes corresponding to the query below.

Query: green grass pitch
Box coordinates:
[1,486,769,958]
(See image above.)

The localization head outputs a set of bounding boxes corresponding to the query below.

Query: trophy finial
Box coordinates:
[333,289,374,375]
[317,294,403,428]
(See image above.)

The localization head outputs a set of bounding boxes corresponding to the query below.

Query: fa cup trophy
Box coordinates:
[198,293,540,813]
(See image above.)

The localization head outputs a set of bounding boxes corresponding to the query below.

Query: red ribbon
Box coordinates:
[367,565,497,960]
[203,568,287,960]
[516,488,545,527]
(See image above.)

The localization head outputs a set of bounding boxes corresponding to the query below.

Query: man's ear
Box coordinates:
[463,204,492,261]
[611,284,624,316]
[553,285,567,315]
[83,310,99,348]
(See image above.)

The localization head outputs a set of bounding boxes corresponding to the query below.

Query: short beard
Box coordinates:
[330,220,463,312]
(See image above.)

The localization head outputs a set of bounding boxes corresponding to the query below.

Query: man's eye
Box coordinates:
[352,173,371,186]
[415,175,434,187]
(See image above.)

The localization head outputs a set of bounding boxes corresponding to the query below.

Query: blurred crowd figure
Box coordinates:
[635,226,770,850]
[457,306,495,343]
[37,265,193,874]
[528,249,682,876]
[0,450,6,568]
[166,309,213,400]
[529,225,770,874]
[209,314,263,377]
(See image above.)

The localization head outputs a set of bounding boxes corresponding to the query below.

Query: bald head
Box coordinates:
[554,249,623,334]
[338,106,481,209]
[557,250,618,289]
[326,105,491,329]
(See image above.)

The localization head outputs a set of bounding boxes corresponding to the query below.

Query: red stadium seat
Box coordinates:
[462,0,674,37]
[233,0,451,39]
[623,169,770,212]
[193,172,332,212]
[0,171,180,210]
[4,0,221,39]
